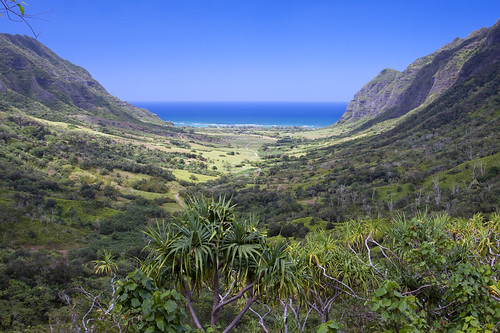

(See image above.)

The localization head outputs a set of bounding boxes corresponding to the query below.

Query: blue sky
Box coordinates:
[0,1,499,102]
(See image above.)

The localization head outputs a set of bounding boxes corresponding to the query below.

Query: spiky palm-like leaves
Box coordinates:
[93,250,118,276]
[298,231,377,323]
[257,240,300,301]
[142,196,296,332]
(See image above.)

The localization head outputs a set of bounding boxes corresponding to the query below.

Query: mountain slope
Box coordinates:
[339,20,499,128]
[193,20,500,224]
[0,33,164,125]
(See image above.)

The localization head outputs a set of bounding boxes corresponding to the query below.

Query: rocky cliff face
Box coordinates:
[339,20,499,124]
[0,34,164,125]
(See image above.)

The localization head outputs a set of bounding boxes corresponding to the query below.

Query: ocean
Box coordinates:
[132,102,347,129]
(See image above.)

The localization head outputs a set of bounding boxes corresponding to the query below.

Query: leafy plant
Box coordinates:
[369,280,426,332]
[316,320,344,333]
[115,269,191,333]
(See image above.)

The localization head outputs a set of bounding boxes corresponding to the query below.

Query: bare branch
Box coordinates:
[222,292,260,333]
[183,279,205,331]
[215,281,255,311]
[285,299,301,332]
[249,301,271,333]
[82,293,99,332]
[368,237,401,267]
[314,259,368,301]
[431,300,456,313]
[0,0,43,38]
[220,276,237,302]
[365,232,384,278]
[402,284,433,296]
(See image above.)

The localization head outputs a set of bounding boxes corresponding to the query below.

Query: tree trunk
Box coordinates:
[211,270,220,326]
[222,293,259,333]
[183,280,204,331]
[283,302,289,333]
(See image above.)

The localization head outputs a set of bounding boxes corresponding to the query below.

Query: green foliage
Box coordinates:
[0,279,56,331]
[143,196,299,332]
[93,250,118,276]
[0,248,98,331]
[115,269,190,333]
[0,22,499,331]
[370,214,500,332]
[144,196,265,288]
[316,321,344,333]
[445,263,500,332]
[370,280,426,332]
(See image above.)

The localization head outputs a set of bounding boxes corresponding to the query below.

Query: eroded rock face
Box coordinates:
[0,79,6,93]
[340,68,400,122]
[339,20,499,124]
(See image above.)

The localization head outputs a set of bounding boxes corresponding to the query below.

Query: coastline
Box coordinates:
[132,101,348,129]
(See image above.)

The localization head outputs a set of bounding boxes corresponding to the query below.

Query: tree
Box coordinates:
[0,0,38,37]
[298,230,377,325]
[142,196,298,332]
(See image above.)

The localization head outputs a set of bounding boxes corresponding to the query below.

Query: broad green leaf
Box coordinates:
[375,286,387,297]
[143,279,152,290]
[153,291,161,304]
[388,300,398,310]
[398,299,408,312]
[156,317,166,331]
[328,322,341,329]
[164,300,178,313]
[131,298,141,308]
[166,312,176,322]
[144,327,155,333]
[119,292,128,302]
[132,269,146,281]
[142,298,154,316]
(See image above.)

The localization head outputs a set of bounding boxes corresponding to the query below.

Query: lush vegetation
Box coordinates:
[6,198,497,332]
[1,19,500,332]
[1,95,500,331]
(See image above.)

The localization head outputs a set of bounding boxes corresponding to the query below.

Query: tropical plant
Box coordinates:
[368,214,500,332]
[115,269,191,333]
[142,196,299,333]
[93,250,118,277]
[300,230,378,323]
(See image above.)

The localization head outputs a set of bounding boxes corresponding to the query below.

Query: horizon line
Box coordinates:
[129,100,350,103]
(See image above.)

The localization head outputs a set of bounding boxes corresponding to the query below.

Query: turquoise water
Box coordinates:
[132,102,347,128]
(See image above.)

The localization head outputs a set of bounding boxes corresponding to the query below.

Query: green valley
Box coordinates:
[0,18,499,333]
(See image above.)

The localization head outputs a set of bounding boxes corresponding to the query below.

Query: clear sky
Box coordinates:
[0,1,499,102]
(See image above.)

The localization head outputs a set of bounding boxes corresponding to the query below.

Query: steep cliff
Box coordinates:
[0,34,164,125]
[339,20,499,126]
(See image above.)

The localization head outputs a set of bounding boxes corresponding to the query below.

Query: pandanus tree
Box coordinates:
[142,196,298,332]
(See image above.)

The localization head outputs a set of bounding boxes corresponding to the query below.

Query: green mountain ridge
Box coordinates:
[0,33,164,126]
[340,19,500,130]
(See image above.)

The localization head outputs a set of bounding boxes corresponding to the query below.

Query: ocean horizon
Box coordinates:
[132,102,348,129]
